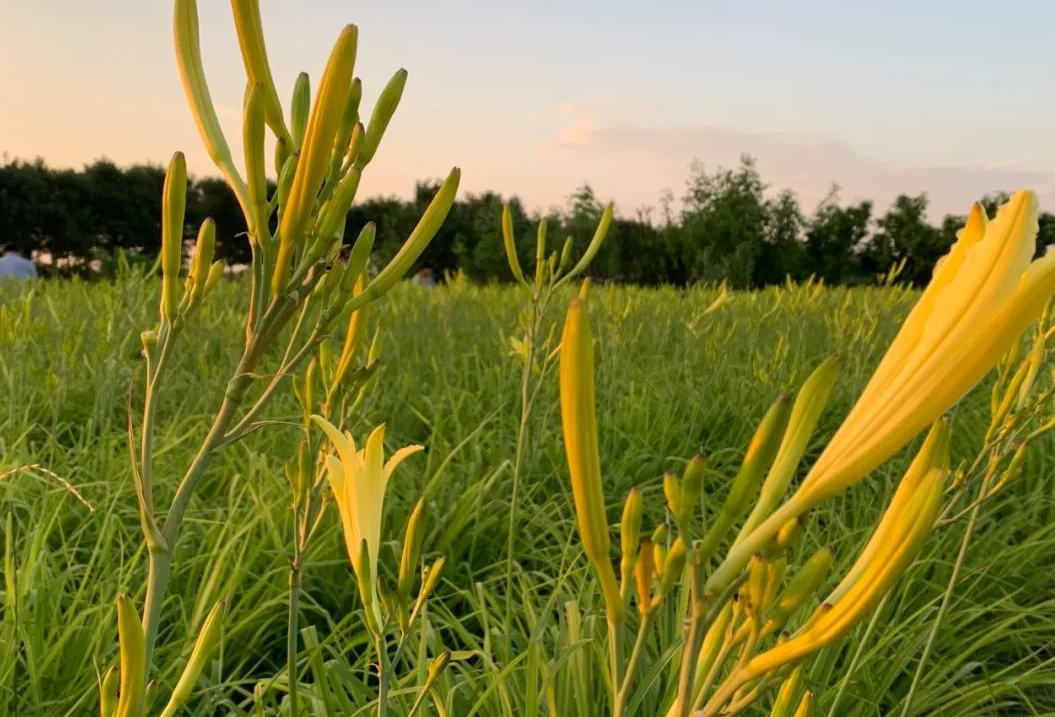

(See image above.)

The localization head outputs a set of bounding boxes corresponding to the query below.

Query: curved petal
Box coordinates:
[384,444,424,481]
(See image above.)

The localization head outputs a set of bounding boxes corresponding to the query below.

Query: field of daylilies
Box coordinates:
[4,1,1055,716]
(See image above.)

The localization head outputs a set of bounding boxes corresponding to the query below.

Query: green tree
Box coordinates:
[805,188,871,284]
[863,194,944,284]
[678,155,768,288]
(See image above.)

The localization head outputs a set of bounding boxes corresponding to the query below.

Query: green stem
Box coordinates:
[504,298,540,641]
[608,618,625,717]
[899,502,980,717]
[287,536,303,717]
[376,633,390,717]
[674,562,708,717]
[614,615,651,717]
[827,593,889,717]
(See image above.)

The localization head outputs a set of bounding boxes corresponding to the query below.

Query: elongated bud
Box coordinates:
[563,203,613,282]
[792,692,814,717]
[652,537,686,607]
[748,554,767,612]
[173,0,250,216]
[365,168,460,297]
[159,600,226,717]
[663,473,681,518]
[398,498,426,600]
[676,454,706,536]
[333,276,368,389]
[99,666,118,717]
[558,236,575,274]
[344,222,376,291]
[651,524,668,575]
[347,122,364,165]
[356,68,407,168]
[736,357,842,542]
[697,395,790,563]
[294,439,311,500]
[187,218,216,306]
[426,651,451,687]
[114,594,146,717]
[243,82,268,240]
[501,204,527,287]
[635,538,654,613]
[274,27,358,293]
[230,0,291,143]
[274,137,290,176]
[768,666,804,717]
[1016,334,1046,411]
[275,153,297,210]
[205,261,225,291]
[763,546,834,636]
[161,152,187,321]
[693,602,734,697]
[534,218,548,285]
[559,296,622,623]
[822,420,949,608]
[763,556,787,612]
[324,78,362,189]
[290,72,311,149]
[776,518,802,551]
[746,469,944,679]
[354,538,382,635]
[410,555,446,626]
[316,168,362,245]
[620,488,643,590]
[991,442,1028,494]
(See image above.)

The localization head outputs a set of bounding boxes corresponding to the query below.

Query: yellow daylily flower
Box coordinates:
[313,415,423,627]
[797,190,1053,505]
[709,190,1055,592]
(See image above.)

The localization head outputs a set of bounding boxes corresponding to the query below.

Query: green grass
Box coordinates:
[1,275,1054,716]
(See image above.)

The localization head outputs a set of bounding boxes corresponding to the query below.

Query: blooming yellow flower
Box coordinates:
[313,416,422,627]
[798,191,1052,505]
[709,190,1055,592]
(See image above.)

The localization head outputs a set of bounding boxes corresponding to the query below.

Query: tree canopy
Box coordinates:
[2,155,1052,286]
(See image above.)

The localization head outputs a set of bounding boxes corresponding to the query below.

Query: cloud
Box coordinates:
[544,107,1055,217]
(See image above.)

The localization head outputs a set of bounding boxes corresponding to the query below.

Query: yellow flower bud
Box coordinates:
[161,152,187,322]
[501,204,528,287]
[635,538,654,614]
[114,594,146,717]
[243,82,268,240]
[356,69,407,169]
[619,488,643,591]
[697,394,790,562]
[230,0,292,143]
[98,666,118,717]
[562,203,613,283]
[186,218,215,306]
[365,168,460,298]
[559,296,621,623]
[289,71,311,150]
[173,0,250,217]
[274,26,358,293]
[158,599,226,717]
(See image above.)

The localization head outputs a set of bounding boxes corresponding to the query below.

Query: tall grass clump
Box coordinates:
[91,1,460,715]
[548,191,1055,716]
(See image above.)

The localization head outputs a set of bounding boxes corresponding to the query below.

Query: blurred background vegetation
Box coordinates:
[4,154,1053,286]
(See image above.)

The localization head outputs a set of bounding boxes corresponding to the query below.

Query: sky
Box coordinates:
[3,1,1055,219]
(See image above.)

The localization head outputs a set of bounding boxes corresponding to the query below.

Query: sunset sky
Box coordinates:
[3,1,1055,219]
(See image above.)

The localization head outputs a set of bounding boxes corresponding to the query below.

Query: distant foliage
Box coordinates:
[2,154,1054,284]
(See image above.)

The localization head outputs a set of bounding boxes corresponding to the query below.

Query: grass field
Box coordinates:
[2,274,1054,716]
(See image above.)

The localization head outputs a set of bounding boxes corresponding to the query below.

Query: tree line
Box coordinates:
[2,154,1052,286]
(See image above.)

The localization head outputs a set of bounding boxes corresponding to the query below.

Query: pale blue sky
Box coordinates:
[2,1,1054,217]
